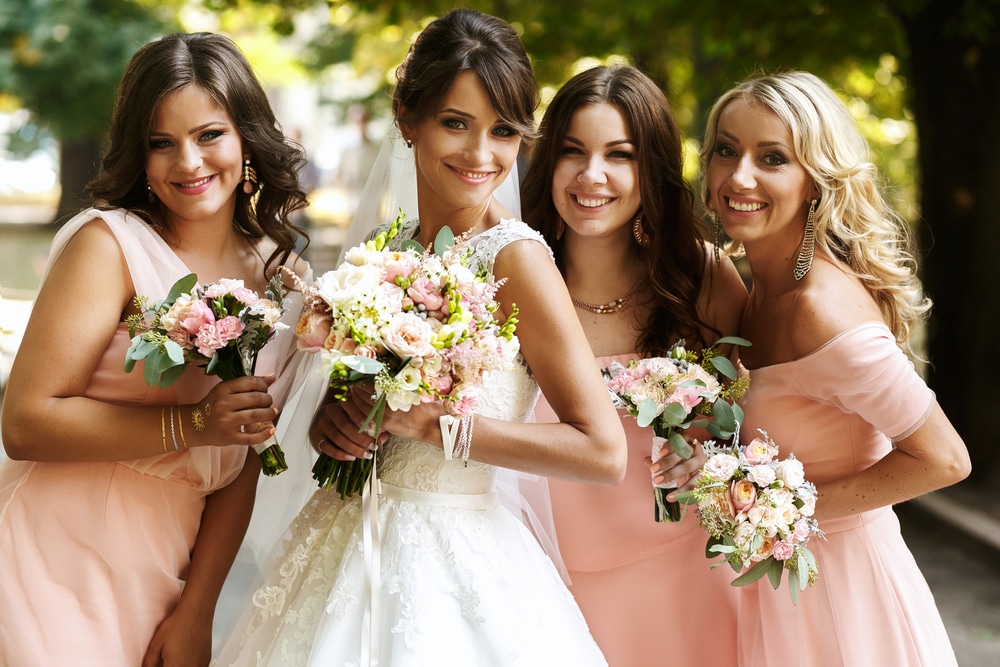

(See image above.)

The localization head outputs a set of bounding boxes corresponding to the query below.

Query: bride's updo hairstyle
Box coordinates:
[699,70,930,351]
[88,32,308,272]
[392,8,538,141]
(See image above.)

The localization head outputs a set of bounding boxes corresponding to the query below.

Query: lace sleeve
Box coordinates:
[469,218,554,274]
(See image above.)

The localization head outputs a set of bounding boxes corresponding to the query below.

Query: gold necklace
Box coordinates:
[571,277,646,314]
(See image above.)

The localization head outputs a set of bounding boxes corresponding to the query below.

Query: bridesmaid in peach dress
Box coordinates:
[700,70,970,666]
[0,33,309,667]
[522,65,748,666]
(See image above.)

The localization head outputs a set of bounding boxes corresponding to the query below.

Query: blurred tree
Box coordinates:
[0,0,173,221]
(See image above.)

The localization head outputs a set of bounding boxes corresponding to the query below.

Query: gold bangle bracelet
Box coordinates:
[160,406,168,453]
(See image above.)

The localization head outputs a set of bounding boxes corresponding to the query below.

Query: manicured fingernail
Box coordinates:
[364,451,373,459]
[269,428,275,435]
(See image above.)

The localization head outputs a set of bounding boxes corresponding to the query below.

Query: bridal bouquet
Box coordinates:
[288,212,519,497]
[124,272,291,475]
[675,430,824,604]
[604,337,750,522]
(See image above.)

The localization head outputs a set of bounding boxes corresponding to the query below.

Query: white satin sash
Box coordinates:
[359,470,500,665]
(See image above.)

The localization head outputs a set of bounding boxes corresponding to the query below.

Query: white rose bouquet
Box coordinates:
[287,212,519,497]
[124,272,290,475]
[675,429,825,604]
[604,338,750,522]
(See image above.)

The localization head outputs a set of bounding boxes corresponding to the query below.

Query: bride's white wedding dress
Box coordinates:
[214,218,607,666]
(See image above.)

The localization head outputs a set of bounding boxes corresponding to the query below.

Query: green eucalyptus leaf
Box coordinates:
[434,226,455,256]
[164,273,198,304]
[714,335,752,347]
[342,355,385,375]
[788,569,801,605]
[731,559,773,587]
[400,239,423,254]
[636,397,659,428]
[669,431,693,459]
[674,490,698,506]
[157,363,187,388]
[710,355,738,380]
[766,557,784,589]
[660,402,688,426]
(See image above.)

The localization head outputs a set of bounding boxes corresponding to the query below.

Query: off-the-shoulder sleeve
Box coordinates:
[789,321,935,441]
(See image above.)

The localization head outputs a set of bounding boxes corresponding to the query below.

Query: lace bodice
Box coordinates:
[378,217,551,495]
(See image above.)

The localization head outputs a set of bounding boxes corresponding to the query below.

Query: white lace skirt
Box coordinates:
[214,484,607,667]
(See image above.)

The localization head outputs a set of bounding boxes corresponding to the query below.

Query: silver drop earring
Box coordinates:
[793,199,818,281]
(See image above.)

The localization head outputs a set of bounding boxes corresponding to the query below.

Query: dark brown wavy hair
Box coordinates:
[392,8,538,141]
[521,65,713,354]
[86,32,308,274]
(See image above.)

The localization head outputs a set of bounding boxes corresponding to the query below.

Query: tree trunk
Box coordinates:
[54,136,102,224]
[898,1,1000,482]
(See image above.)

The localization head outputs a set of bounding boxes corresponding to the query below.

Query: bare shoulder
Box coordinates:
[699,244,749,337]
[787,255,883,357]
[490,232,558,283]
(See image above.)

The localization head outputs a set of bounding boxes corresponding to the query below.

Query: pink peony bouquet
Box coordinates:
[287,212,519,497]
[124,272,290,475]
[675,430,825,604]
[604,338,750,522]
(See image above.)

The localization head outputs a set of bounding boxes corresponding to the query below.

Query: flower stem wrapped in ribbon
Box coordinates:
[604,337,751,522]
[675,429,826,604]
[288,211,520,497]
[124,272,290,475]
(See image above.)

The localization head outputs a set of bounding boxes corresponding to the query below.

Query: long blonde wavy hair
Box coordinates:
[700,70,930,350]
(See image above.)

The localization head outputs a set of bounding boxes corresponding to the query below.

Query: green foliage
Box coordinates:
[0,0,174,141]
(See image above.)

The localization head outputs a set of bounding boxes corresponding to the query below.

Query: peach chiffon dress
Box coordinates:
[535,353,739,667]
[0,209,301,666]
[736,321,957,666]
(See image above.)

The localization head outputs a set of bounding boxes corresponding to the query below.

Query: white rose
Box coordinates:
[747,464,777,487]
[317,264,383,308]
[776,456,806,489]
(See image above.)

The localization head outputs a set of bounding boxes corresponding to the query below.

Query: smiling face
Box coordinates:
[404,70,522,218]
[145,84,244,228]
[705,98,816,252]
[551,103,641,243]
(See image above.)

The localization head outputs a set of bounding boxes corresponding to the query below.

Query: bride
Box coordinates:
[214,9,627,666]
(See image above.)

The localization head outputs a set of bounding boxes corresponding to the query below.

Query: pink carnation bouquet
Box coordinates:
[287,212,519,498]
[124,272,290,475]
[675,429,825,604]
[604,338,751,522]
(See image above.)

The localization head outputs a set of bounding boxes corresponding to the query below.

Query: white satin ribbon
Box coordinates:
[360,454,381,667]
[359,474,500,665]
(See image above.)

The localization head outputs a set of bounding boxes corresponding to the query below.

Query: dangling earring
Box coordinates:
[146,177,155,204]
[555,218,565,241]
[242,155,258,194]
[405,139,413,149]
[632,213,650,248]
[712,213,722,265]
[793,199,818,281]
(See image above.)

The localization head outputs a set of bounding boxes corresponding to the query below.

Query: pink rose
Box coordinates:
[771,540,796,561]
[407,277,445,312]
[666,384,704,413]
[730,478,757,513]
[703,453,740,481]
[176,299,216,335]
[295,310,332,352]
[743,437,778,465]
[383,312,435,359]
[791,518,812,543]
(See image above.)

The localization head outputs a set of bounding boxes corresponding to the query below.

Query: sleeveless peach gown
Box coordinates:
[536,352,739,667]
[0,209,302,666]
[736,322,957,666]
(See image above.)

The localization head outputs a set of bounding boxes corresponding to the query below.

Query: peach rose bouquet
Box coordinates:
[124,272,290,475]
[604,338,750,522]
[675,429,825,604]
[286,212,519,497]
